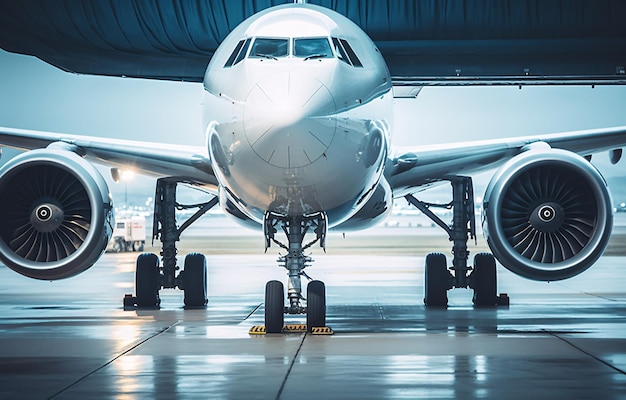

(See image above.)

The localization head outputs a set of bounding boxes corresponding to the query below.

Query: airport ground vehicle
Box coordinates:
[107,217,146,253]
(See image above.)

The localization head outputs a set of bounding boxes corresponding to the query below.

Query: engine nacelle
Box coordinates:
[0,149,113,280]
[483,148,613,281]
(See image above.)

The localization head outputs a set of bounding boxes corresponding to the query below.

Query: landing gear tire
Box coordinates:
[307,280,326,331]
[265,280,284,333]
[471,253,497,307]
[183,253,208,307]
[424,253,449,307]
[136,253,161,308]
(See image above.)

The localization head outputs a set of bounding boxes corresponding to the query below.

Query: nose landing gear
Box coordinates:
[262,212,328,333]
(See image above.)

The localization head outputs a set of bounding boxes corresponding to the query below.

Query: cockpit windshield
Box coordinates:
[224,36,363,67]
[293,37,332,59]
[249,38,289,59]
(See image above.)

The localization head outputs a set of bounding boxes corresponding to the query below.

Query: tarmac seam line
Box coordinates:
[545,330,626,375]
[244,303,263,320]
[46,320,181,400]
[275,332,307,400]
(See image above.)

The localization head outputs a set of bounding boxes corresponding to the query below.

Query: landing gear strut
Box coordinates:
[124,178,218,309]
[263,212,327,332]
[406,176,507,307]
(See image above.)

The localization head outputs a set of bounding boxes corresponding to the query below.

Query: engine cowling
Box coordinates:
[0,149,113,280]
[483,148,613,281]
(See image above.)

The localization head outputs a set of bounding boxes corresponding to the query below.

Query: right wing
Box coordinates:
[386,125,626,283]
[0,126,220,280]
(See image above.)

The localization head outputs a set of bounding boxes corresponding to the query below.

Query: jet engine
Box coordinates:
[483,148,613,281]
[0,149,113,280]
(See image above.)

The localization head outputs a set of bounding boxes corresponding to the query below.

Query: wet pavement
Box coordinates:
[0,249,625,399]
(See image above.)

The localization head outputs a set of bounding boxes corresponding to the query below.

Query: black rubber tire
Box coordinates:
[265,280,284,333]
[183,253,208,307]
[472,253,498,307]
[135,253,161,308]
[424,252,449,307]
[307,280,326,331]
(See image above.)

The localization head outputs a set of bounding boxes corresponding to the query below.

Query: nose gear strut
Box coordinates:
[264,211,326,314]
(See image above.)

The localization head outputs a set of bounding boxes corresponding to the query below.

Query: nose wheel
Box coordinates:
[263,212,328,333]
[306,280,326,329]
[264,280,284,333]
[264,279,327,334]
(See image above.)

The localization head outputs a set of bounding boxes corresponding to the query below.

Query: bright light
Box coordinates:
[121,169,135,181]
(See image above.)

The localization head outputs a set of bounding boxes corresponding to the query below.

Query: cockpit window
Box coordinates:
[332,38,349,64]
[230,36,363,67]
[340,39,363,67]
[332,38,363,68]
[224,38,251,67]
[249,38,289,59]
[234,39,251,65]
[294,37,332,59]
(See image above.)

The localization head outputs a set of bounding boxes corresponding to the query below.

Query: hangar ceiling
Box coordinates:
[1,0,625,85]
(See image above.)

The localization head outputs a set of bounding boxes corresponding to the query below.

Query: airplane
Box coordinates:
[0,2,625,333]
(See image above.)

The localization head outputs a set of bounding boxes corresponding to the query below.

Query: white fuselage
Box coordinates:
[203,4,393,227]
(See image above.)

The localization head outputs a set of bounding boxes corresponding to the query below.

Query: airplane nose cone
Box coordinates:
[244,72,337,169]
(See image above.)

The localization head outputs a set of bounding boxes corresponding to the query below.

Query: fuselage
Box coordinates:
[203,3,393,227]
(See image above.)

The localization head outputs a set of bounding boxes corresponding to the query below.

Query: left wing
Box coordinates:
[0,126,217,189]
[388,125,626,283]
[388,126,626,196]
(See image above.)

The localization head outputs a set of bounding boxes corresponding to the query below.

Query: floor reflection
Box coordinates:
[0,252,625,399]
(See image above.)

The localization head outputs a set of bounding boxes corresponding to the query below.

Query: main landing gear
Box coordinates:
[262,212,328,333]
[123,178,218,309]
[405,176,509,307]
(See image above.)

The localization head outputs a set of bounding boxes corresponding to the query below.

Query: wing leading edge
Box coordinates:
[2,125,625,198]
[0,126,217,189]
[388,126,626,196]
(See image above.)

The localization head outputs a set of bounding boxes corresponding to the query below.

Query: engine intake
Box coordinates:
[0,149,113,280]
[483,148,613,281]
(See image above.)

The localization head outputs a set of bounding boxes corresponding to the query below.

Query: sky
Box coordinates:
[1,48,625,208]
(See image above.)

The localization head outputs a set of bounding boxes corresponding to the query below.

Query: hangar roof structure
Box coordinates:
[1,0,625,86]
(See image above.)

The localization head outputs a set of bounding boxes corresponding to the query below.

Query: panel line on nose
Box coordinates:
[301,83,324,109]
[252,125,275,147]
[257,84,275,104]
[303,149,312,164]
[308,130,329,147]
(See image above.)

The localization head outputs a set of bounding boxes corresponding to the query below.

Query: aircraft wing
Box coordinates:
[388,126,626,196]
[0,126,217,189]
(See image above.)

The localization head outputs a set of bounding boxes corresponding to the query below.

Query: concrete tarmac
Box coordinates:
[0,229,625,399]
